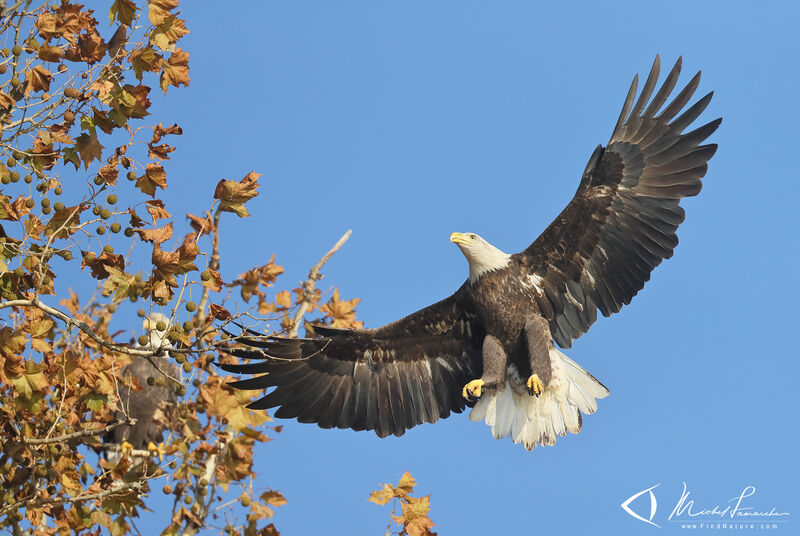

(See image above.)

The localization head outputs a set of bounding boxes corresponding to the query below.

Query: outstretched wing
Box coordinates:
[519,56,720,348]
[218,288,483,438]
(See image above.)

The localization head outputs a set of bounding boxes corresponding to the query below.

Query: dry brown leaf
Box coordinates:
[145,199,172,223]
[134,222,173,244]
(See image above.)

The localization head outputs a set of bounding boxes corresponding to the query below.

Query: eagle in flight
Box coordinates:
[220,56,720,450]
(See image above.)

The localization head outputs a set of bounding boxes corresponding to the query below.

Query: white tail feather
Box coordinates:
[469,347,609,450]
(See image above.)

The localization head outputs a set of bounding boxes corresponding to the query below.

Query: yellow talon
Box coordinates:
[147,441,166,462]
[120,440,133,456]
[527,374,544,397]
[462,379,484,399]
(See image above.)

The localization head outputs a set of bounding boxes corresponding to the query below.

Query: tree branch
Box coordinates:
[287,229,351,338]
[21,418,136,446]
[0,481,145,517]
[0,297,182,385]
[197,207,221,328]
[179,433,230,536]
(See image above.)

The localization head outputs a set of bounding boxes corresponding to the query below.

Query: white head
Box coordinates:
[450,232,511,283]
[141,312,171,349]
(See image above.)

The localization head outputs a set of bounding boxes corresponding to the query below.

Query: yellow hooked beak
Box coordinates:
[450,232,470,246]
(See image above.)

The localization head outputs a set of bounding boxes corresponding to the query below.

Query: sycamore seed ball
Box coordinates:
[138,335,150,346]
[156,321,166,331]
[185,301,196,312]
[146,376,155,386]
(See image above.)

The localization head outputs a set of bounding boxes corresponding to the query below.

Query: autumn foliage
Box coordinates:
[0,1,417,534]
[369,472,437,536]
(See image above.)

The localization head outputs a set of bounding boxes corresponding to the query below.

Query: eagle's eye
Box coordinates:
[470,234,477,240]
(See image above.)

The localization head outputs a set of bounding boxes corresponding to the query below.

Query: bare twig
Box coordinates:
[197,208,220,328]
[287,230,351,338]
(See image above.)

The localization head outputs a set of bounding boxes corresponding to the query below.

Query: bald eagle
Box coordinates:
[107,313,178,452]
[220,56,720,450]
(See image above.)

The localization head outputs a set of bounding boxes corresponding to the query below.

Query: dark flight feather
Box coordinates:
[518,55,720,348]
[219,293,483,437]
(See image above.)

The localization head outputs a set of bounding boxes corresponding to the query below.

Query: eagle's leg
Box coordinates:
[462,335,507,400]
[524,316,553,397]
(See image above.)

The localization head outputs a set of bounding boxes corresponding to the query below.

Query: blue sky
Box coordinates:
[124,1,798,534]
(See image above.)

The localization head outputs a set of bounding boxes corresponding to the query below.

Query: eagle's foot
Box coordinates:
[462,379,485,400]
[526,374,544,397]
[147,441,166,462]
